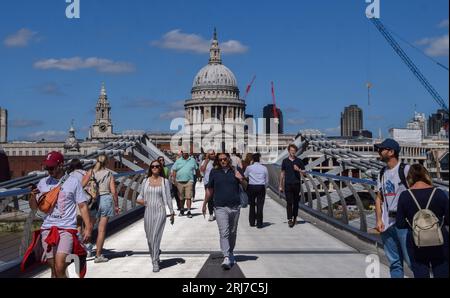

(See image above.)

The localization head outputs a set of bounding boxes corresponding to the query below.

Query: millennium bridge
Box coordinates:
[1,132,448,278]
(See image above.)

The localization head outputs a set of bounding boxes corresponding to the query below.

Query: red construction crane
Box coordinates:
[271,81,280,124]
[243,75,256,100]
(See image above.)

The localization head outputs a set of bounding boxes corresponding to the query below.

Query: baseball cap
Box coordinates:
[43,151,65,168]
[374,139,401,153]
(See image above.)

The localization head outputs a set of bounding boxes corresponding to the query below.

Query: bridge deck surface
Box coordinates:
[35,184,390,278]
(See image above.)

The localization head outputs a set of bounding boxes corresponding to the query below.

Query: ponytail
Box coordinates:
[93,154,108,173]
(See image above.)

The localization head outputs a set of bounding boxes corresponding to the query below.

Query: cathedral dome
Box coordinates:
[192,64,237,89]
[191,28,239,95]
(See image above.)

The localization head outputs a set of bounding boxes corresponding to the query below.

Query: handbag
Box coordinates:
[37,175,69,214]
[84,171,99,209]
[239,185,248,208]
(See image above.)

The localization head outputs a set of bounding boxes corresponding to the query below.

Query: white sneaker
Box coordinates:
[208,215,215,222]
[94,255,109,263]
[221,257,231,270]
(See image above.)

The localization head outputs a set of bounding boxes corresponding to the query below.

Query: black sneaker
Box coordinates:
[187,211,193,218]
[288,220,294,228]
[179,210,185,217]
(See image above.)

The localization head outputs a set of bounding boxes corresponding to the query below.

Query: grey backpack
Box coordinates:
[406,188,444,248]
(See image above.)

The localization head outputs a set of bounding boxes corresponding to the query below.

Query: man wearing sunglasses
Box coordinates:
[374,138,411,278]
[203,153,247,270]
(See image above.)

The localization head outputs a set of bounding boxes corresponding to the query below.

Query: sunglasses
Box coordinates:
[45,166,56,171]
[150,165,161,169]
[219,158,228,162]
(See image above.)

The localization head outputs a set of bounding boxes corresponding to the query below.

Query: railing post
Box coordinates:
[315,176,334,217]
[305,173,322,211]
[327,178,349,225]
[345,182,368,232]
[302,179,314,208]
[123,174,142,212]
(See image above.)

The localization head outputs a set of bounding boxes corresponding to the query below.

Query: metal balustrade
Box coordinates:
[0,134,173,273]
[0,170,148,272]
[266,164,448,245]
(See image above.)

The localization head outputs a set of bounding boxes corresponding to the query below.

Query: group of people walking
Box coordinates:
[23,138,448,278]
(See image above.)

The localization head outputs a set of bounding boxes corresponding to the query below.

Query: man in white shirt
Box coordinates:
[244,153,269,229]
[29,152,92,278]
[375,139,411,278]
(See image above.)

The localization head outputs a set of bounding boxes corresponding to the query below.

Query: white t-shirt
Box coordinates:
[231,155,242,169]
[39,175,88,230]
[377,162,410,229]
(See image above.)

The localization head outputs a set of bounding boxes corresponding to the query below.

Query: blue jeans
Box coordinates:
[97,194,114,218]
[381,225,411,278]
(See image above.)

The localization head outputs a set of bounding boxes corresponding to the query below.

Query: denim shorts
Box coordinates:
[97,194,114,218]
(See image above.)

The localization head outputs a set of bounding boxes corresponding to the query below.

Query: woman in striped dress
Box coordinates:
[137,160,175,272]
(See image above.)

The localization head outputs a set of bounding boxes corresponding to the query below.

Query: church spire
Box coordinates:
[209,28,222,65]
[100,82,107,97]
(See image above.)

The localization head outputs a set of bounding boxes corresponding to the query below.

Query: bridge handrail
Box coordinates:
[0,171,148,199]
[0,170,148,273]
[265,163,380,245]
[270,164,377,186]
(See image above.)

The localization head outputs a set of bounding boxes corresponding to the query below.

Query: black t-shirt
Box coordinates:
[281,157,306,185]
[207,167,243,208]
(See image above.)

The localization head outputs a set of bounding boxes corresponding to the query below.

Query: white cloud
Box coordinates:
[160,110,185,120]
[170,100,186,109]
[438,19,449,28]
[4,28,38,47]
[416,34,449,57]
[26,130,66,141]
[33,57,136,73]
[151,29,248,54]
[11,119,44,128]
[287,118,307,125]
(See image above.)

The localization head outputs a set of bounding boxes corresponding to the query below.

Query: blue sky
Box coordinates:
[0,0,448,141]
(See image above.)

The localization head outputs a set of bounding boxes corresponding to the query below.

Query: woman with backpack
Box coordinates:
[136,159,175,273]
[396,164,449,278]
[82,154,119,263]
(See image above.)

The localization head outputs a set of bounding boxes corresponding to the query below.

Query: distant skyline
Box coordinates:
[0,0,448,141]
